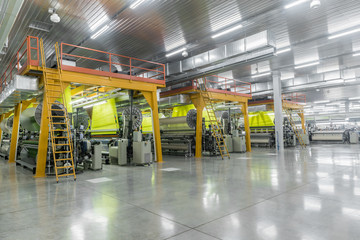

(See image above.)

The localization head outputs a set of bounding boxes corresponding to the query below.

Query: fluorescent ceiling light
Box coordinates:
[314,100,330,104]
[91,25,109,39]
[130,0,146,9]
[212,24,243,39]
[346,78,356,82]
[251,72,271,79]
[83,100,107,109]
[284,0,310,9]
[71,98,85,105]
[295,61,320,69]
[166,47,187,57]
[353,52,360,57]
[90,15,109,31]
[329,27,360,40]
[327,79,344,84]
[349,96,360,100]
[276,47,291,55]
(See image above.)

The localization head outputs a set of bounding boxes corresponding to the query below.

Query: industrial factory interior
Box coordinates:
[2,0,360,239]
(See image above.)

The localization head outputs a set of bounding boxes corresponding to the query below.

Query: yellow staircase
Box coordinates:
[40,39,76,182]
[195,78,230,159]
[284,108,306,149]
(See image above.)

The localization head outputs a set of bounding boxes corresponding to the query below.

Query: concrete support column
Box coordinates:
[272,72,284,152]
[9,103,22,163]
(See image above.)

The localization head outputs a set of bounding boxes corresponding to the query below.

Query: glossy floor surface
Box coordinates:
[1,144,360,239]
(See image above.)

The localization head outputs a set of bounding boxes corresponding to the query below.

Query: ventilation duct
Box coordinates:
[166,30,275,83]
[0,75,39,113]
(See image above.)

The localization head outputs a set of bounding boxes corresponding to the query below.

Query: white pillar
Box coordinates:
[273,72,284,152]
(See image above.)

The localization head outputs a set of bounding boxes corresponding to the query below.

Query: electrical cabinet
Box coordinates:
[118,139,128,165]
[233,136,246,152]
[133,141,152,164]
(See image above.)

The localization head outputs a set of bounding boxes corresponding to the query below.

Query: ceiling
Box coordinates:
[1,0,360,108]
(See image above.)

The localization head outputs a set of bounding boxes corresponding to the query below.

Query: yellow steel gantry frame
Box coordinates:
[22,65,164,177]
[8,98,36,163]
[0,114,3,143]
[181,91,251,158]
[249,99,306,132]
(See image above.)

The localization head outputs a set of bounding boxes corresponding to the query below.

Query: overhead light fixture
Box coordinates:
[48,8,60,23]
[251,72,271,79]
[327,79,344,84]
[346,78,356,82]
[91,25,109,39]
[294,61,320,69]
[83,100,107,109]
[284,0,310,9]
[276,47,291,55]
[353,52,360,57]
[71,98,85,105]
[328,27,360,40]
[211,24,243,39]
[166,47,187,57]
[90,15,109,31]
[310,0,321,9]
[349,96,360,100]
[314,100,330,104]
[130,0,146,9]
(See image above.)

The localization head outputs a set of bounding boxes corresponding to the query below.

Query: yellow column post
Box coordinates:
[0,114,4,143]
[9,103,22,163]
[242,101,252,152]
[34,95,49,178]
[190,94,205,158]
[298,112,306,133]
[141,90,163,162]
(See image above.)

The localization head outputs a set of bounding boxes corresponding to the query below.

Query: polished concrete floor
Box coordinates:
[1,144,360,239]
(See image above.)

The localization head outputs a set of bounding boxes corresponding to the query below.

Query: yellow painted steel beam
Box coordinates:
[298,112,306,133]
[205,92,250,103]
[282,101,304,110]
[190,94,205,158]
[141,90,163,163]
[241,102,252,152]
[71,85,87,96]
[8,103,22,163]
[61,70,163,92]
[266,104,274,111]
[34,91,49,178]
[21,98,36,113]
[0,114,4,143]
[4,111,13,118]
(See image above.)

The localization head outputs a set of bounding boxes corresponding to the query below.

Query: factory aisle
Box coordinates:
[1,145,360,239]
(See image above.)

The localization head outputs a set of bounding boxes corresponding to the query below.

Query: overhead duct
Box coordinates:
[166,30,275,84]
[158,94,191,108]
[0,75,38,113]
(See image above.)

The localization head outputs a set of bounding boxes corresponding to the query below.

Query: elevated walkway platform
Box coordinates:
[0,36,166,177]
[160,75,253,155]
